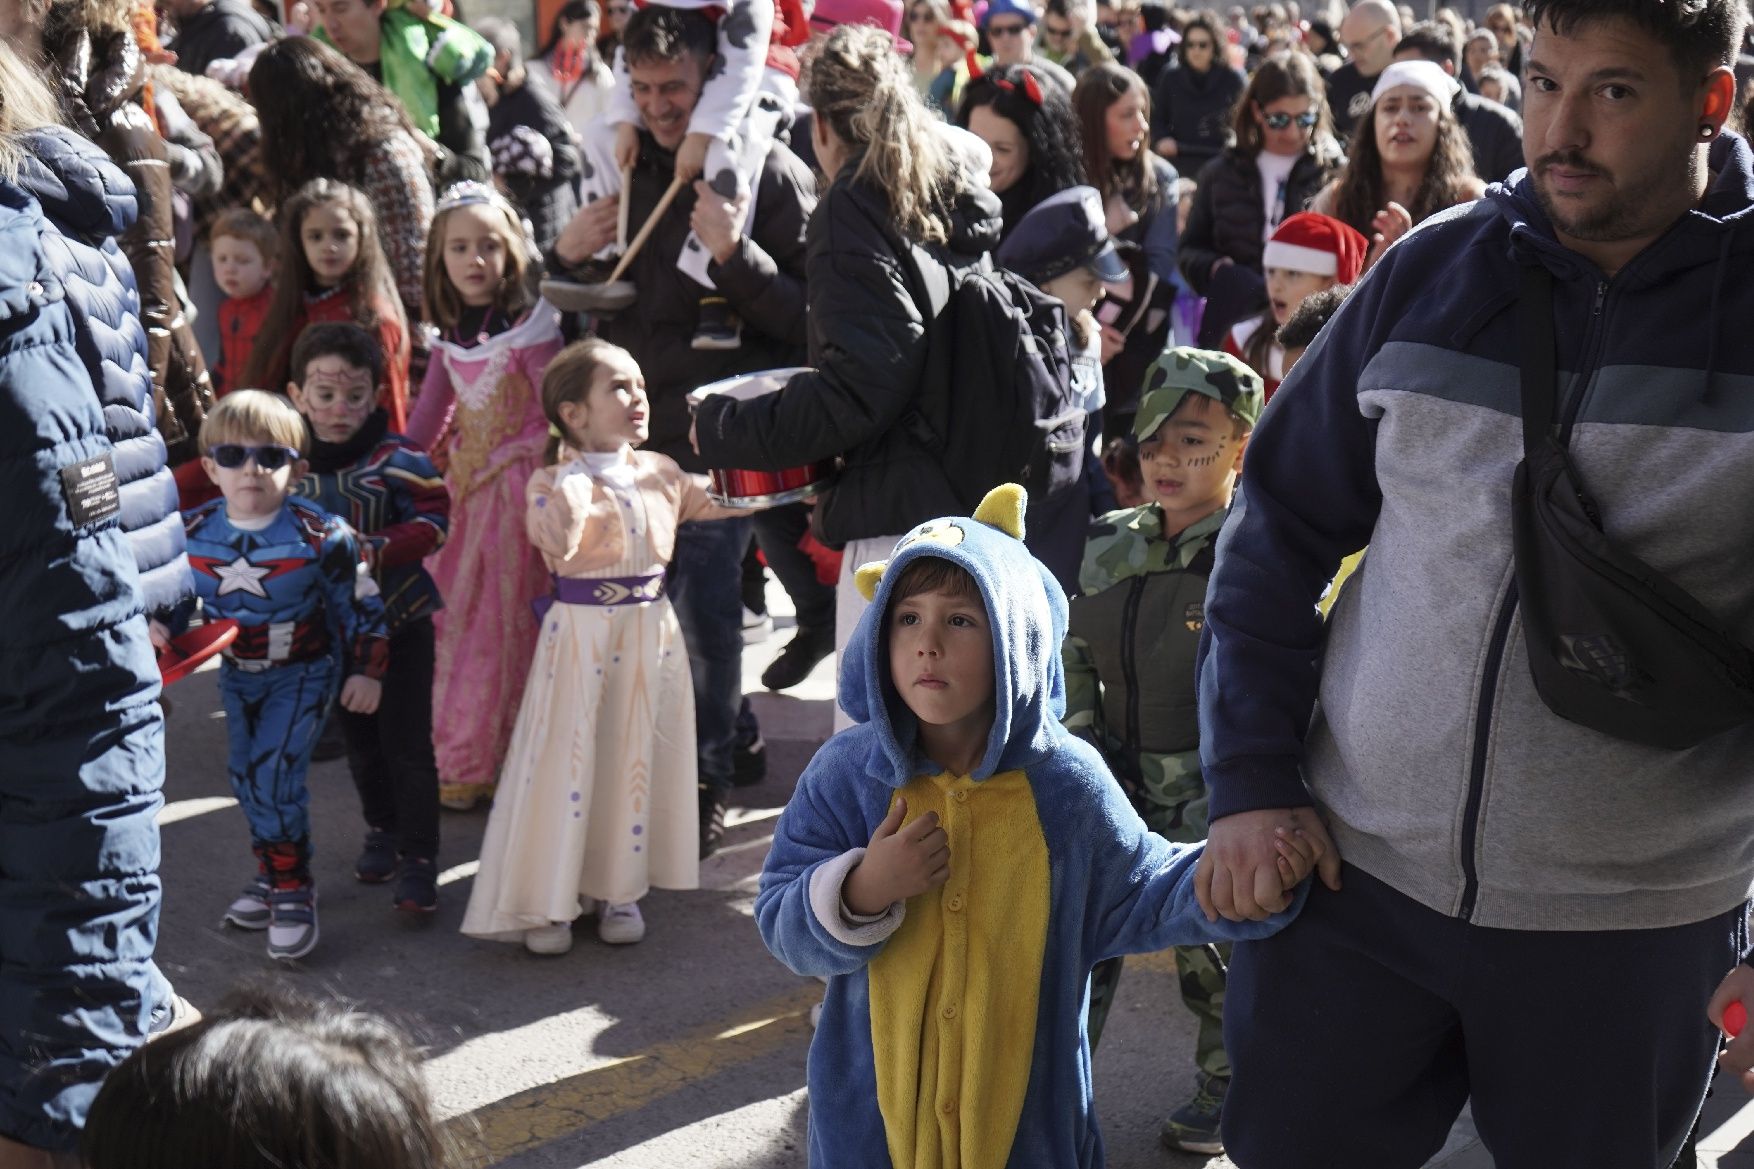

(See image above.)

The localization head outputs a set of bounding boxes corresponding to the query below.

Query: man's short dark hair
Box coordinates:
[1397,20,1458,67]
[621,5,718,68]
[1523,0,1749,87]
[290,322,385,390]
[1276,284,1353,352]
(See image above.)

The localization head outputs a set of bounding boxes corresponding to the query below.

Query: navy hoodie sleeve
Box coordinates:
[1196,249,1395,820]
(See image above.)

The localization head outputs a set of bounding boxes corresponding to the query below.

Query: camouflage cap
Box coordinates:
[1133,347,1265,440]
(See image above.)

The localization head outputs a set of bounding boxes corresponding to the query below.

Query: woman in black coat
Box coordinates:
[1177,50,1341,347]
[1149,10,1244,180]
[692,25,1002,674]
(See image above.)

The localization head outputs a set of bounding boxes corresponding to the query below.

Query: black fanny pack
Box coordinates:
[1510,265,1754,749]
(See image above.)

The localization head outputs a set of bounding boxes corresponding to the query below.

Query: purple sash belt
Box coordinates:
[531,573,666,624]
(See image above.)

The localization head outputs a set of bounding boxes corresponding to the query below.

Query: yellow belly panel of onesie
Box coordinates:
[867,768,1052,1169]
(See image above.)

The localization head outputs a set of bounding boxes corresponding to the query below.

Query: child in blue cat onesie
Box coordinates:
[756,483,1320,1169]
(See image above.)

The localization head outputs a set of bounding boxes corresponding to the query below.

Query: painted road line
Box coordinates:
[448,982,821,1162]
[157,796,238,826]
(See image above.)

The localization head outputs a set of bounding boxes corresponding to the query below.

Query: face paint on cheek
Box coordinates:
[1184,438,1225,469]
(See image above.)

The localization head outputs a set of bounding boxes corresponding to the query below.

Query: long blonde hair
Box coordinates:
[805,24,952,245]
[0,40,62,182]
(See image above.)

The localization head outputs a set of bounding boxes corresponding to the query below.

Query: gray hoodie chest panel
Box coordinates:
[1306,341,1754,931]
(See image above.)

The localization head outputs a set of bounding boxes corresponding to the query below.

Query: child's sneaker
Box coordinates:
[354,829,397,884]
[265,884,319,961]
[392,856,438,914]
[597,901,645,944]
[524,922,574,955]
[1159,1072,1228,1155]
[691,297,742,350]
[223,875,271,930]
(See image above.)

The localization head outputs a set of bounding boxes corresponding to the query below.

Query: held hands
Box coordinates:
[339,674,382,715]
[612,121,641,173]
[1364,201,1413,272]
[689,180,750,264]
[1194,806,1343,923]
[675,132,714,184]
[843,798,951,916]
[1710,964,1754,1093]
[147,619,172,651]
[1272,826,1324,890]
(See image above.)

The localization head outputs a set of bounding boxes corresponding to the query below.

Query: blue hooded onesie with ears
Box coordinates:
[755,485,1307,1169]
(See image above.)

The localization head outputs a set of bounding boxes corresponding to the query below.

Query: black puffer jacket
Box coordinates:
[1178,144,1340,292]
[49,21,214,468]
[488,79,581,257]
[694,163,1004,544]
[591,130,813,471]
[1149,62,1246,179]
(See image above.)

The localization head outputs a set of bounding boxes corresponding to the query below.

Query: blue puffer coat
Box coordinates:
[16,125,188,613]
[0,147,167,1150]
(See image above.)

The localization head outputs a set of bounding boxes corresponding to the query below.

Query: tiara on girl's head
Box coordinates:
[435,181,511,215]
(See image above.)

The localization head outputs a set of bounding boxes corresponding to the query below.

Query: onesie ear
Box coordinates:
[973,483,1027,541]
[855,560,888,602]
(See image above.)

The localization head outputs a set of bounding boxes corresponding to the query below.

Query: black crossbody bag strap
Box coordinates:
[1517,264,1559,453]
[1510,261,1754,748]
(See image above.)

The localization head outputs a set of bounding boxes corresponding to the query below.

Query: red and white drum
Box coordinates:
[687,368,835,508]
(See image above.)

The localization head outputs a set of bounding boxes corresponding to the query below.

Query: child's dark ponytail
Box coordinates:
[540,338,628,465]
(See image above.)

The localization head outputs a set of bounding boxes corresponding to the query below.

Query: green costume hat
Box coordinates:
[1133,347,1265,440]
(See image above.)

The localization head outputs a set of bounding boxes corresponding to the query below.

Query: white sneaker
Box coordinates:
[265,885,319,961]
[223,876,270,930]
[524,922,574,955]
[597,901,645,944]
[741,606,773,645]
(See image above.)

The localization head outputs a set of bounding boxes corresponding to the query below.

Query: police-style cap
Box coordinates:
[1134,346,1264,439]
[995,186,1130,288]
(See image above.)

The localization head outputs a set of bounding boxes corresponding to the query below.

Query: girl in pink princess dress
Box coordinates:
[406,183,565,810]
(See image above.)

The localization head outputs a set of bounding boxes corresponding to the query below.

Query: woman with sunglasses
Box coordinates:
[1150,11,1244,177]
[1310,60,1483,272]
[903,0,977,116]
[1177,51,1340,348]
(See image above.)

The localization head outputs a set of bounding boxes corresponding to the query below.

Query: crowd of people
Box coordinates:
[7,0,1754,1164]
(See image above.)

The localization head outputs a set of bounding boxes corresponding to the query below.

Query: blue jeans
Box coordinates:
[667,518,752,794]
[219,655,338,846]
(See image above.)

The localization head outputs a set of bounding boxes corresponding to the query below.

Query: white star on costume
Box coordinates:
[213,556,274,598]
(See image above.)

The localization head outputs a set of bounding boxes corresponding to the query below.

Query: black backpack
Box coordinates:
[899,254,1088,514]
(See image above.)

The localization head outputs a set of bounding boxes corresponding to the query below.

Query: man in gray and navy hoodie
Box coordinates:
[1190,1,1754,1165]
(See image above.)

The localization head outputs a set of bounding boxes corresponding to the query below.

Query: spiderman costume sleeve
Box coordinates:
[315,514,391,681]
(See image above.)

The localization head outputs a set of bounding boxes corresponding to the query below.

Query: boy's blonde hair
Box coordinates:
[199,390,310,458]
[209,207,279,263]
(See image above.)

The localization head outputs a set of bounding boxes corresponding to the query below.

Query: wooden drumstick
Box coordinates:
[606,174,687,285]
[615,165,632,254]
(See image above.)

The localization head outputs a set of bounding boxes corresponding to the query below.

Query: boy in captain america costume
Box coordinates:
[155,390,389,961]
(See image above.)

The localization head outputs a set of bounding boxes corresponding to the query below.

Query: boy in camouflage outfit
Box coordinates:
[1061,347,1264,1157]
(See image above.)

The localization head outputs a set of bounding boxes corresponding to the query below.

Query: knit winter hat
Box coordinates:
[1133,347,1265,440]
[981,0,1036,28]
[1262,212,1370,285]
[1369,58,1461,109]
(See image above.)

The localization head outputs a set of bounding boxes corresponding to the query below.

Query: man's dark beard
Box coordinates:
[1531,142,1699,244]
